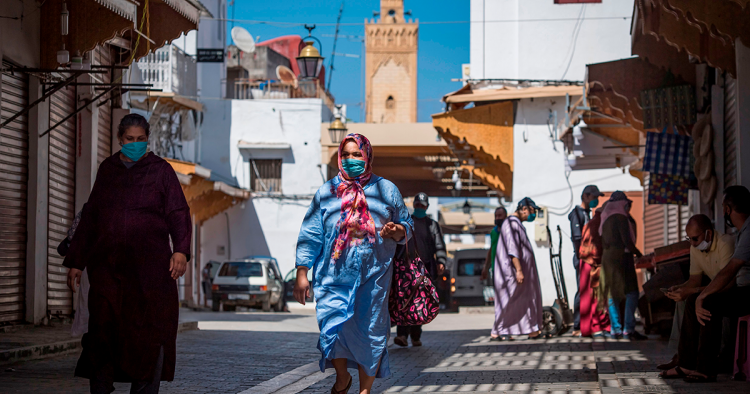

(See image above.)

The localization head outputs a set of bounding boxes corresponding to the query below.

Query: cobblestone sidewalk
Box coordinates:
[2,311,749,393]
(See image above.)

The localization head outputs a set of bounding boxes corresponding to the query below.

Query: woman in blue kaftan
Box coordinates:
[294,133,412,394]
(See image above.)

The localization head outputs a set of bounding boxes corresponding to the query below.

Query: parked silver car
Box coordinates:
[211,257,285,312]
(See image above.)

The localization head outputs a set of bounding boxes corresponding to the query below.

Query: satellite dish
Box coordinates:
[231,27,256,53]
[276,65,298,88]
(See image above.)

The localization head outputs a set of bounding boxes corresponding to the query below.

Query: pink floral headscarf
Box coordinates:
[331,133,377,261]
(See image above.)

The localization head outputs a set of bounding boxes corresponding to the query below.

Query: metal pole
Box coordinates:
[38,86,117,138]
[0,74,77,129]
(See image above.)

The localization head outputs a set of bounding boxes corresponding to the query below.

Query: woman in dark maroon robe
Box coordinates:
[64,113,191,394]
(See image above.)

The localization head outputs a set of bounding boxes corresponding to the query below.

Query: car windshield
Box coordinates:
[457,258,484,276]
[218,262,263,277]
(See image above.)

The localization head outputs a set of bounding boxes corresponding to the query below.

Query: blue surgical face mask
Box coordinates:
[341,158,366,178]
[588,198,599,209]
[121,141,148,161]
[413,208,427,218]
[527,213,537,223]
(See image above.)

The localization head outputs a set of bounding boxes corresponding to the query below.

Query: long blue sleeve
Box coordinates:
[295,190,325,269]
[390,186,413,245]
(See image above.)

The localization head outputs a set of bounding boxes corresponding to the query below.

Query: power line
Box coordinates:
[201,16,632,28]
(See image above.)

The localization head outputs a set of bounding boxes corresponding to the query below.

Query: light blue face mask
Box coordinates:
[526,213,537,222]
[341,158,366,177]
[588,198,599,209]
[121,141,148,161]
[413,208,427,218]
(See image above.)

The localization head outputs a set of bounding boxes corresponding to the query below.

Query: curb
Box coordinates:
[0,321,199,366]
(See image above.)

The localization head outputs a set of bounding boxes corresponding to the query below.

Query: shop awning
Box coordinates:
[432,101,515,198]
[41,0,207,69]
[443,84,583,109]
[634,0,742,77]
[438,211,495,235]
[586,57,695,132]
[166,159,250,224]
[130,92,204,112]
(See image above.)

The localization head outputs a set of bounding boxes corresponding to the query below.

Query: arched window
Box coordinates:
[386,96,395,109]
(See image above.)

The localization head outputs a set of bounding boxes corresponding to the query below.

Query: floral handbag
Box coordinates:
[389,243,440,326]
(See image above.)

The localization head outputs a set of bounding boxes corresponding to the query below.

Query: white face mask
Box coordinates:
[696,231,711,251]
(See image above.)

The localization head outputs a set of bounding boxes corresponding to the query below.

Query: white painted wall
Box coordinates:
[508,98,642,306]
[196,0,227,99]
[199,98,331,277]
[470,0,634,81]
[0,0,41,67]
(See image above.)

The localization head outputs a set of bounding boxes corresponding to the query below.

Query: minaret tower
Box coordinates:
[364,0,418,123]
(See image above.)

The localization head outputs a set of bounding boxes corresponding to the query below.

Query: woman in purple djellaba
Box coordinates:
[490,197,545,341]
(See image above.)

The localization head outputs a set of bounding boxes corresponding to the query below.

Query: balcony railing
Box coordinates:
[138,45,197,97]
[233,79,335,112]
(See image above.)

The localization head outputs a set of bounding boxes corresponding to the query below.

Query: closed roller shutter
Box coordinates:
[47,85,76,317]
[724,75,738,187]
[643,203,665,254]
[0,62,29,323]
[93,45,113,165]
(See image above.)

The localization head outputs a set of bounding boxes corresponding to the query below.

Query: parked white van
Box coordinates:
[449,248,489,306]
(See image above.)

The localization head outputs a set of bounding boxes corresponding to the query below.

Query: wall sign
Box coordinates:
[197,48,224,63]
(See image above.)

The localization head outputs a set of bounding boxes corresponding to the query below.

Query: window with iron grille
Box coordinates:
[249,159,282,192]
[554,0,601,3]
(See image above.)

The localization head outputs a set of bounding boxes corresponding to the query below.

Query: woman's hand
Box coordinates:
[515,270,525,284]
[380,222,406,241]
[294,267,311,305]
[67,268,83,292]
[481,266,489,281]
[169,252,187,279]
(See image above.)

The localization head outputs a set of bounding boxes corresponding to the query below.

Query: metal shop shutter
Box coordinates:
[47,85,76,317]
[0,61,29,323]
[643,203,665,255]
[724,75,738,188]
[93,45,113,166]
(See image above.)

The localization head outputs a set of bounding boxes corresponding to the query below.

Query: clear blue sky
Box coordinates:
[228,0,469,122]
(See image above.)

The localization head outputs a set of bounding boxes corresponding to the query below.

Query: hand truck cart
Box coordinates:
[541,225,575,336]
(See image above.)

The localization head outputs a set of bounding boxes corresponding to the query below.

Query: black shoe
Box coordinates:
[624,331,648,340]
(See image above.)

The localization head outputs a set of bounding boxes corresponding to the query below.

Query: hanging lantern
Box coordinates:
[328,117,347,144]
[296,42,324,79]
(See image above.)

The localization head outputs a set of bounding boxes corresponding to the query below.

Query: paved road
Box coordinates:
[1,308,748,393]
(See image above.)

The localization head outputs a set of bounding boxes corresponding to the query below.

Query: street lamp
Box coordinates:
[328,116,348,144]
[462,200,471,215]
[296,25,324,79]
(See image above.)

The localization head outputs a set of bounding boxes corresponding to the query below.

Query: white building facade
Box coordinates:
[468,0,642,306]
[198,98,332,280]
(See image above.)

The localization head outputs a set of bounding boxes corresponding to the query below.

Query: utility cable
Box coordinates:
[202,15,631,28]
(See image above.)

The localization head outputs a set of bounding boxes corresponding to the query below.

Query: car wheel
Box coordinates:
[224,304,236,312]
[212,296,220,312]
[262,299,271,312]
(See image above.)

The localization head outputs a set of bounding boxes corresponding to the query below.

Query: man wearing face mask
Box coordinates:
[394,192,447,347]
[657,214,734,373]
[666,186,750,383]
[568,185,604,336]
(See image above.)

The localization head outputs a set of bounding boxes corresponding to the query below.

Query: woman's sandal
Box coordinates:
[331,375,353,394]
[683,374,717,383]
[658,366,686,380]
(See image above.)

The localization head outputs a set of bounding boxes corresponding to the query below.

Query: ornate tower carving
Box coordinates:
[365,0,418,123]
